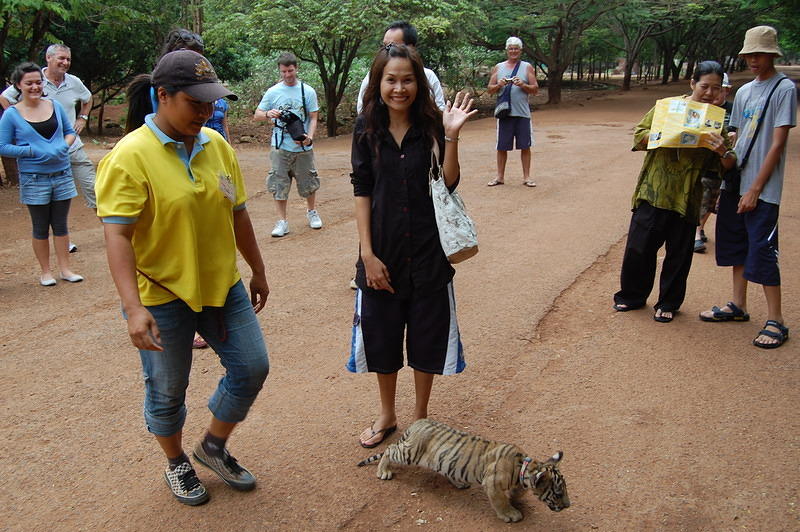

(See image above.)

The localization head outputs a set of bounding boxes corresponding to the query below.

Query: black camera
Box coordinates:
[278,110,307,142]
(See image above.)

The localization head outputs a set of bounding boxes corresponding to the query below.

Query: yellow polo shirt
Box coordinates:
[96,115,246,311]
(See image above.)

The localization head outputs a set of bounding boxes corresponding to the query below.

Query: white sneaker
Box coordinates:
[271,219,289,237]
[307,209,323,229]
[68,242,78,253]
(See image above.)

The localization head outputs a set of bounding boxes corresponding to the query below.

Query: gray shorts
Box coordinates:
[267,149,320,200]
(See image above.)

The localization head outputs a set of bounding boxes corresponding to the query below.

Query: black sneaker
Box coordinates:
[700,230,708,243]
[164,462,209,506]
[193,443,256,491]
[68,242,78,253]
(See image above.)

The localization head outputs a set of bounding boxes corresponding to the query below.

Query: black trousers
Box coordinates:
[614,201,696,312]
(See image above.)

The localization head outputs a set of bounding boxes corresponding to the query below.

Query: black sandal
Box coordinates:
[753,320,789,349]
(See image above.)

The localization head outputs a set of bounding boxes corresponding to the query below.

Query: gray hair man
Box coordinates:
[1,44,97,251]
[486,36,539,188]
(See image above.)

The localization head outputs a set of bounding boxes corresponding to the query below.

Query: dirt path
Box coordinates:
[1,72,798,531]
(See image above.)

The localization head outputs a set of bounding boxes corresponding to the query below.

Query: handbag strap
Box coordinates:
[498,61,522,104]
[739,73,786,170]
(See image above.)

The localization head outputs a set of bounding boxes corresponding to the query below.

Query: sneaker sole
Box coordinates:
[192,451,257,491]
[163,473,210,506]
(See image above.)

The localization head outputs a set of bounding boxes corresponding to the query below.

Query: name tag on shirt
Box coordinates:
[218,173,235,202]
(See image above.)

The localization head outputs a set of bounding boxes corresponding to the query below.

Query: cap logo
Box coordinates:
[194,58,216,80]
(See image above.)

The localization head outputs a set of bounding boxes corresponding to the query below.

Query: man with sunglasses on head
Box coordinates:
[356,20,446,114]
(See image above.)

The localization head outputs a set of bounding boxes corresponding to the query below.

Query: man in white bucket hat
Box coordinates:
[700,26,796,349]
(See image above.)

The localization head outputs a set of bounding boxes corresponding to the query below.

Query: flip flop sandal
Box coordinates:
[613,303,642,312]
[487,180,505,186]
[699,301,750,322]
[523,181,537,187]
[359,422,398,449]
[653,309,676,323]
[753,320,789,349]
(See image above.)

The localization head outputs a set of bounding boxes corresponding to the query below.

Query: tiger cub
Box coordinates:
[357,418,570,523]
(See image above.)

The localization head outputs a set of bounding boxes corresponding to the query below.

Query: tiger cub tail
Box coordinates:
[357,452,384,467]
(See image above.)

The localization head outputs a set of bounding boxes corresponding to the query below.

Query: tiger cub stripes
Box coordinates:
[357,418,569,523]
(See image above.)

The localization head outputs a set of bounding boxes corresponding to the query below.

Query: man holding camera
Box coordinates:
[486,36,539,188]
[254,52,322,237]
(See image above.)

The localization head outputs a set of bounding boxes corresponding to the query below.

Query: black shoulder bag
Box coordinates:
[724,74,787,192]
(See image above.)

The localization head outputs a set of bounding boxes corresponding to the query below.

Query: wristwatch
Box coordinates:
[78,114,89,120]
[722,149,736,159]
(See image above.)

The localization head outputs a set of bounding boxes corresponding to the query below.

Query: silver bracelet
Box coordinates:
[444,135,459,142]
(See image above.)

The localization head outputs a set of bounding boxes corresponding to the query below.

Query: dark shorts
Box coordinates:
[496,116,533,151]
[347,283,466,375]
[715,189,780,286]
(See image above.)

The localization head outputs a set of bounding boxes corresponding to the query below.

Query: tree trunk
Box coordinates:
[0,13,12,81]
[546,69,565,104]
[684,58,695,81]
[1,156,18,186]
[622,55,634,91]
[97,89,106,136]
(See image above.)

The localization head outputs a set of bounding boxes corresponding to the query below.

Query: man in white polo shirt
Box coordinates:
[1,44,96,251]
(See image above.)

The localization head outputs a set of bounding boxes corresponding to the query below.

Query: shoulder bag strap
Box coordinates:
[739,74,787,170]
[499,61,522,104]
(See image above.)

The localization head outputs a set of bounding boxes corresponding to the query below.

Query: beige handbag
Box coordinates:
[429,142,478,264]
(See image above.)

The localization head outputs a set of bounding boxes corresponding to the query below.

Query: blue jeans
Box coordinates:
[137,280,269,436]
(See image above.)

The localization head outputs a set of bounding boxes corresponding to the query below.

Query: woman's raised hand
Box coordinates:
[443,91,478,137]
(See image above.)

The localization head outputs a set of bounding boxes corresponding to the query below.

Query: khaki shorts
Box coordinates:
[267,149,319,200]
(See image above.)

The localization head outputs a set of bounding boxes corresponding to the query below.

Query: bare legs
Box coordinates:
[494,150,508,184]
[274,192,316,219]
[32,235,78,281]
[521,148,532,184]
[360,369,435,447]
[700,265,785,346]
[491,149,533,185]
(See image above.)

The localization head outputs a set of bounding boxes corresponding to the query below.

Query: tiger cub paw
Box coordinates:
[499,508,523,523]
[377,469,394,480]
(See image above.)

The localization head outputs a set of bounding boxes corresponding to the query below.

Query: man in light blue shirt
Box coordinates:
[254,52,322,237]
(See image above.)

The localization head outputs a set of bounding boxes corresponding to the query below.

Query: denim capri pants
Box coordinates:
[136,280,269,436]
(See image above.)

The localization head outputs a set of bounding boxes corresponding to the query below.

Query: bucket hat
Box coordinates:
[152,50,238,102]
[738,26,783,57]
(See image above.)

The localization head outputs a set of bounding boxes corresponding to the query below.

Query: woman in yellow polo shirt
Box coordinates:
[96,50,269,506]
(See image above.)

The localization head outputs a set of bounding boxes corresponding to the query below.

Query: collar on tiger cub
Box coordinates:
[519,457,534,487]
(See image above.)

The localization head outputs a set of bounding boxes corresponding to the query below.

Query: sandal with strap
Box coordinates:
[359,422,397,449]
[699,302,750,322]
[753,320,789,349]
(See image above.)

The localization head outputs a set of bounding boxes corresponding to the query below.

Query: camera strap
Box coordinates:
[273,81,310,152]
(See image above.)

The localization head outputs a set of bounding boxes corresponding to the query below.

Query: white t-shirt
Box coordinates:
[356,67,445,114]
